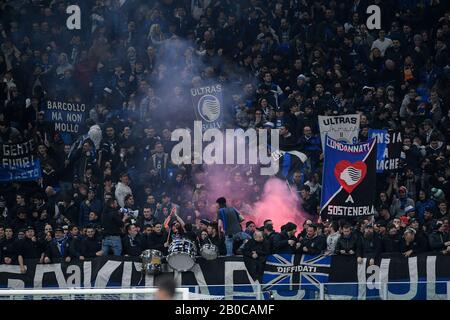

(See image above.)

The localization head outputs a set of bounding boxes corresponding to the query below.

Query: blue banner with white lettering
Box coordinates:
[320,136,377,218]
[369,129,387,173]
[44,100,87,133]
[369,129,403,173]
[0,140,41,182]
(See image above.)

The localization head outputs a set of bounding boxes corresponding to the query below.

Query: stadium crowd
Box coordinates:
[0,0,450,277]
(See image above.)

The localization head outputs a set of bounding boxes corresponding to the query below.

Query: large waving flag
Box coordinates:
[320,136,377,218]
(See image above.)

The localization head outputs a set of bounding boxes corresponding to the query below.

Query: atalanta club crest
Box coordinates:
[334,160,367,194]
[198,94,221,122]
[321,137,376,217]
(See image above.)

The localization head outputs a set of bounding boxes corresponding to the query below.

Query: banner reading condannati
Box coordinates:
[0,254,448,300]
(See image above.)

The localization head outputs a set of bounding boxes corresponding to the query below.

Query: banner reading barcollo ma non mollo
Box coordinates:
[0,139,41,182]
[318,114,360,148]
[191,84,223,131]
[320,136,377,218]
[44,100,86,133]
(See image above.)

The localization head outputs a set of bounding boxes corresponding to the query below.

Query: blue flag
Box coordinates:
[369,129,387,173]
[320,136,377,218]
[369,129,402,173]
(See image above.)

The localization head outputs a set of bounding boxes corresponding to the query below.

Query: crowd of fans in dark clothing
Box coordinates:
[0,0,450,276]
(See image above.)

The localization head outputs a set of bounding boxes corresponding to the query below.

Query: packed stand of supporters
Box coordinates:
[0,0,450,275]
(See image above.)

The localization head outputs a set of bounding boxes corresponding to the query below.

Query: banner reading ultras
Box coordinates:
[318,114,360,148]
[44,100,86,133]
[0,140,41,182]
[320,136,377,218]
[191,84,223,131]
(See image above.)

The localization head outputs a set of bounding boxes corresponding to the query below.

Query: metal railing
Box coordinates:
[184,281,450,300]
[0,282,448,300]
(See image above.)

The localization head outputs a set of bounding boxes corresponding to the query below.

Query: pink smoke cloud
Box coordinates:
[245,178,307,232]
[196,165,308,233]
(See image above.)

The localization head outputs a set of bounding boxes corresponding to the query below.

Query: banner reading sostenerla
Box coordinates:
[320,136,376,218]
[191,84,223,131]
[0,139,41,182]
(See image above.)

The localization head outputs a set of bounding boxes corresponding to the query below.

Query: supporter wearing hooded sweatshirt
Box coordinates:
[390,186,415,217]
[115,173,132,208]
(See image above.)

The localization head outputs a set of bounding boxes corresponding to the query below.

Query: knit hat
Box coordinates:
[405,205,415,214]
[431,188,444,201]
[404,227,416,234]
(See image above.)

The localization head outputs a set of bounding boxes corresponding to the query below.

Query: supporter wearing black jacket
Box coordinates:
[44,227,70,263]
[7,193,29,224]
[409,219,430,252]
[428,221,450,254]
[146,222,168,255]
[102,199,123,236]
[272,222,297,254]
[80,227,103,258]
[67,226,83,260]
[11,208,30,233]
[122,223,144,257]
[101,199,124,256]
[263,224,277,253]
[400,228,426,257]
[296,224,326,254]
[358,224,382,264]
[299,185,319,218]
[400,228,424,257]
[136,206,157,231]
[335,225,359,256]
[1,227,17,264]
[422,209,435,234]
[382,225,401,253]
[242,231,270,282]
[17,226,44,273]
[207,223,226,256]
[57,196,79,227]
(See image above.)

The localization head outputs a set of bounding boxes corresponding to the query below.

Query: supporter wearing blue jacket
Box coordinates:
[298,126,322,171]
